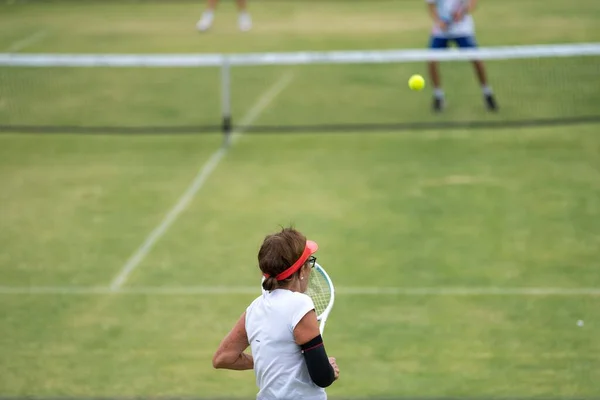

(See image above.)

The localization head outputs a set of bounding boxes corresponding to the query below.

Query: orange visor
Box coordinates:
[264,240,319,281]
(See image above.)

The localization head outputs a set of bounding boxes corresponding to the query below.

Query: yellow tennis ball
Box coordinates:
[408,74,425,91]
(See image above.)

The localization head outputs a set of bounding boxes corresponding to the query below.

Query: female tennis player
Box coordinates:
[212,227,339,400]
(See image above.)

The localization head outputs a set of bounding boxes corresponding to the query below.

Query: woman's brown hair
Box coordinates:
[259,227,306,291]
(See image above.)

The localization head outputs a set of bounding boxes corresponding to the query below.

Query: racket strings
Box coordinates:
[306,269,331,318]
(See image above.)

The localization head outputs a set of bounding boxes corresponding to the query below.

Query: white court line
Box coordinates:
[0,286,599,296]
[5,30,47,53]
[109,71,295,291]
[338,287,600,295]
[229,71,295,145]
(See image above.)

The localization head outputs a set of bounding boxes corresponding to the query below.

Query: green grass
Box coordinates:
[0,134,222,285]
[1,0,600,398]
[1,0,599,53]
[0,0,599,128]
[1,128,599,398]
[1,59,599,128]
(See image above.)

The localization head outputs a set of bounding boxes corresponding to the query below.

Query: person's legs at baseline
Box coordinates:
[428,36,449,112]
[196,0,252,32]
[455,36,498,111]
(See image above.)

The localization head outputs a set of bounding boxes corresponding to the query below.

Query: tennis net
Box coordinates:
[1,43,599,135]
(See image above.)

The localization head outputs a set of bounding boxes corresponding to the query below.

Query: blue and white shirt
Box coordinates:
[426,0,475,38]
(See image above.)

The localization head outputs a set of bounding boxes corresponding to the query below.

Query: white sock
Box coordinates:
[203,9,214,18]
[434,88,445,99]
[482,85,493,96]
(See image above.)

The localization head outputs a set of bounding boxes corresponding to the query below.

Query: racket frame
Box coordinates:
[312,263,335,335]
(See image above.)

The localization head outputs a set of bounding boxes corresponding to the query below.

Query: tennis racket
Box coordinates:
[261,263,335,335]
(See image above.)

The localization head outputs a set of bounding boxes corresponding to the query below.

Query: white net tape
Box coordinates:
[0,43,599,68]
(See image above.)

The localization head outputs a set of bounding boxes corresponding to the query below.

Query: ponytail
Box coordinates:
[262,276,279,291]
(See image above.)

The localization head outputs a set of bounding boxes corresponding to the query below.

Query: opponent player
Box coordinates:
[426,0,498,112]
[196,0,252,32]
[212,227,339,400]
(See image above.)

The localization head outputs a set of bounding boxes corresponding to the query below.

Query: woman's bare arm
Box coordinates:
[212,312,253,370]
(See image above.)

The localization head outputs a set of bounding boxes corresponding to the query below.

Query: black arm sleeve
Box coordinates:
[300,334,335,388]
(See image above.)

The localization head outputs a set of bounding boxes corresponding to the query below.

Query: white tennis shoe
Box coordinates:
[196,11,214,32]
[196,11,251,32]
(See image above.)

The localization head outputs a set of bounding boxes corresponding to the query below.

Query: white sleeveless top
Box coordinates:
[245,289,327,400]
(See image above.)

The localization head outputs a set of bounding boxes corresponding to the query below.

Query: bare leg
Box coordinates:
[472,60,498,111]
[472,60,488,86]
[428,61,442,90]
[236,0,247,11]
[428,61,445,111]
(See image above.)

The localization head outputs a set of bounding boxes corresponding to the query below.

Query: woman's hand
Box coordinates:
[329,357,340,380]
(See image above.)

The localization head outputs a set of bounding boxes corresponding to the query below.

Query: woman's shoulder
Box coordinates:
[247,290,314,309]
[246,293,265,310]
[283,290,315,308]
[260,289,314,306]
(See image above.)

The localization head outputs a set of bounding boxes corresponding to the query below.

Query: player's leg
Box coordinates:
[456,36,498,111]
[197,0,218,32]
[428,61,443,108]
[236,0,252,32]
[428,36,448,112]
[472,60,497,111]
